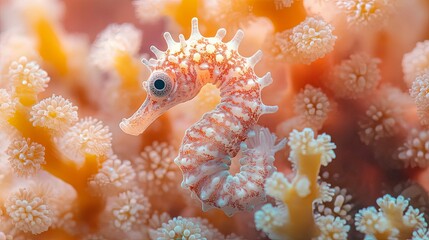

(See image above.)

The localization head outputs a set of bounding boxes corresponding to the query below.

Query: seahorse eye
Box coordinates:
[154,79,165,90]
[148,72,173,98]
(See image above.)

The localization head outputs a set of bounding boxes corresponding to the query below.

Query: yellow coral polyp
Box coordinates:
[164,0,199,36]
[114,52,142,90]
[13,86,38,106]
[253,0,307,32]
[33,17,68,76]
[280,153,322,239]
[256,129,338,239]
[7,100,105,232]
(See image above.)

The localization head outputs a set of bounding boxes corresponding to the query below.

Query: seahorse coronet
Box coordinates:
[120,17,285,216]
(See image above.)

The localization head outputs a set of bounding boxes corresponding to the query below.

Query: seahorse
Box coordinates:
[120,18,286,216]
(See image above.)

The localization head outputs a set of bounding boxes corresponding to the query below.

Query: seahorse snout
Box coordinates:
[119,98,161,136]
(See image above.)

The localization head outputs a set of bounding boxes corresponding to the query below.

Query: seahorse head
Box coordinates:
[120,18,207,136]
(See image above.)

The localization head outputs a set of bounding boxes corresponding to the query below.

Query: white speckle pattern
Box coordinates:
[121,18,283,215]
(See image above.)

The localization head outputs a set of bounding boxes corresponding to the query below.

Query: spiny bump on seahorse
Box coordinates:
[120,17,286,216]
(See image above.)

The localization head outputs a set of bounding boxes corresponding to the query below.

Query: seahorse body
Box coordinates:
[120,18,285,216]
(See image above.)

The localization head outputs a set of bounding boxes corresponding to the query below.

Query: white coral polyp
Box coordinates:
[254,204,288,240]
[8,56,50,93]
[398,128,429,168]
[288,128,336,166]
[274,0,294,9]
[316,186,354,221]
[264,172,290,201]
[61,117,112,157]
[355,207,388,235]
[403,40,429,86]
[111,190,150,231]
[289,17,337,64]
[6,137,45,177]
[91,154,136,194]
[91,23,142,71]
[30,95,78,133]
[358,102,398,145]
[377,195,409,214]
[0,89,16,122]
[5,188,53,234]
[294,85,330,130]
[336,0,395,28]
[133,0,178,23]
[410,72,429,125]
[315,215,350,240]
[134,141,178,195]
[150,216,222,240]
[413,229,429,240]
[330,53,381,99]
[355,194,428,239]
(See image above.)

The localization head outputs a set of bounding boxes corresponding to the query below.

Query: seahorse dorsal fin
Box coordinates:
[190,17,202,39]
[248,50,263,67]
[163,32,176,49]
[179,34,187,47]
[215,28,227,40]
[257,72,273,88]
[149,46,165,60]
[228,30,244,50]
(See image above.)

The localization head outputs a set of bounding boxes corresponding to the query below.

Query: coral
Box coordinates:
[201,0,255,31]
[398,128,429,168]
[0,31,38,78]
[358,86,408,145]
[30,94,78,134]
[133,141,179,196]
[329,53,381,99]
[314,215,350,240]
[355,194,427,239]
[90,154,136,195]
[288,17,337,64]
[133,0,180,23]
[413,228,429,240]
[403,40,429,86]
[274,0,295,10]
[148,212,171,230]
[2,1,429,239]
[294,84,331,130]
[59,117,112,159]
[90,24,142,72]
[90,23,146,114]
[270,17,337,64]
[149,216,224,240]
[315,186,354,222]
[254,203,289,239]
[108,190,151,232]
[6,0,70,75]
[8,57,49,106]
[5,188,53,234]
[0,89,17,125]
[6,137,45,177]
[254,128,342,239]
[1,55,113,238]
[120,18,285,216]
[335,0,397,28]
[391,181,429,221]
[410,71,429,125]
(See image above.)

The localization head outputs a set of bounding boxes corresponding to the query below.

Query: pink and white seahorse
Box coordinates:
[120,18,286,216]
